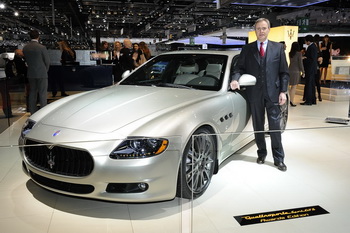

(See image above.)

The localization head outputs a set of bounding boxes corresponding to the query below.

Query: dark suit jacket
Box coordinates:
[232,40,289,103]
[303,42,318,75]
[119,47,134,71]
[23,41,50,79]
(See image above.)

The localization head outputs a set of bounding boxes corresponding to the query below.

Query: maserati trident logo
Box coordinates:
[53,130,61,137]
[47,146,55,169]
[288,29,295,40]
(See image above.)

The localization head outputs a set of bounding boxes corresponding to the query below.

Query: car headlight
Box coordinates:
[20,119,36,138]
[110,138,169,159]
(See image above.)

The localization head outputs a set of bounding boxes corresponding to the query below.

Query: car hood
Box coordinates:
[40,85,214,133]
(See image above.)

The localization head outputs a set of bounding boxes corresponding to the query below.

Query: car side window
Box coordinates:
[230,54,240,77]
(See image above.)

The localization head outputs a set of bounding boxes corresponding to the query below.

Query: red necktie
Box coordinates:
[260,42,265,57]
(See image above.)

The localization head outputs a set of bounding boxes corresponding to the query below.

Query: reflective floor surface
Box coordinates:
[1,94,349,233]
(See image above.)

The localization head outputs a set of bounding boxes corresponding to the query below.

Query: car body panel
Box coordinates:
[19,50,259,202]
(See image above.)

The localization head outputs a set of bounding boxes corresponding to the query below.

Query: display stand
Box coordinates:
[325,56,350,124]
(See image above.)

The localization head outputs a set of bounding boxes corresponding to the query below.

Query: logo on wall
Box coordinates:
[288,29,295,40]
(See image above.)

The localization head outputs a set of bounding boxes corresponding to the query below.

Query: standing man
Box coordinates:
[230,18,289,172]
[23,30,50,114]
[120,39,134,73]
[112,41,123,83]
[301,35,318,105]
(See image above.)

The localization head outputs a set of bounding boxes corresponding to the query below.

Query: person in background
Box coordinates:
[288,42,305,107]
[100,41,112,64]
[112,41,123,83]
[100,41,110,52]
[51,40,75,97]
[120,39,134,72]
[331,42,341,56]
[13,49,29,111]
[23,30,50,115]
[59,40,76,65]
[279,41,287,50]
[301,35,318,106]
[0,53,13,117]
[320,35,332,84]
[132,43,146,68]
[139,41,151,60]
[230,18,289,172]
[313,34,322,101]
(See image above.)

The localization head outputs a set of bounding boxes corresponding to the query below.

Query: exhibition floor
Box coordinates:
[0,95,349,233]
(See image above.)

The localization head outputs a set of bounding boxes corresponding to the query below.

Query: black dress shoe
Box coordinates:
[290,101,296,107]
[300,102,312,105]
[61,92,69,97]
[257,156,266,164]
[274,162,287,172]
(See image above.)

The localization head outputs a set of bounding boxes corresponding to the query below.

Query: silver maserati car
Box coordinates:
[19,50,288,202]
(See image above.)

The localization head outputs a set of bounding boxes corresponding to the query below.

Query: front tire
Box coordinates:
[176,127,216,199]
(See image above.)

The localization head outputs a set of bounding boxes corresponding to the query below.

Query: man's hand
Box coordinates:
[279,92,287,105]
[230,80,240,90]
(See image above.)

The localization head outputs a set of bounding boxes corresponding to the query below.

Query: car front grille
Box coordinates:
[24,139,94,177]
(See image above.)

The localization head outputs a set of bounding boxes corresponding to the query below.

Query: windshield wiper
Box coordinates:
[153,83,195,89]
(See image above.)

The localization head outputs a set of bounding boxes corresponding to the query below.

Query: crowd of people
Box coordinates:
[95,39,152,83]
[111,39,151,82]
[287,34,336,107]
[0,32,152,117]
[0,29,340,119]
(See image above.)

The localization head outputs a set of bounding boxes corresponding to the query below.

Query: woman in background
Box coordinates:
[52,40,76,97]
[288,42,305,107]
[139,41,151,60]
[99,41,112,63]
[59,40,76,65]
[320,35,332,84]
[132,43,146,68]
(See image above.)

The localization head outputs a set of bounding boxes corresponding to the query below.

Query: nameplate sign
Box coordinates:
[234,205,329,226]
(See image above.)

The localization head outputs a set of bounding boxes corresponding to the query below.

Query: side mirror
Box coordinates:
[239,74,256,86]
[121,70,131,79]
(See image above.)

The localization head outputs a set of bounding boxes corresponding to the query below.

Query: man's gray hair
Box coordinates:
[254,18,271,29]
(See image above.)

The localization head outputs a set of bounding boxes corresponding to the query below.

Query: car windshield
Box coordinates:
[120,54,228,91]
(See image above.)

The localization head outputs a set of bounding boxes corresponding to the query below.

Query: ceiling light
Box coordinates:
[0,3,5,9]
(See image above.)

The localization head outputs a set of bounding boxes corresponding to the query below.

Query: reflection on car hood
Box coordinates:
[40,85,213,133]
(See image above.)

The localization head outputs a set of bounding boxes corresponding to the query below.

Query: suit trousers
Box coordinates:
[303,71,316,104]
[249,93,285,163]
[28,78,48,114]
[0,79,12,117]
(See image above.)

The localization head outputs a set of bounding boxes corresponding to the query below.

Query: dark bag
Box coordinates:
[5,59,17,78]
